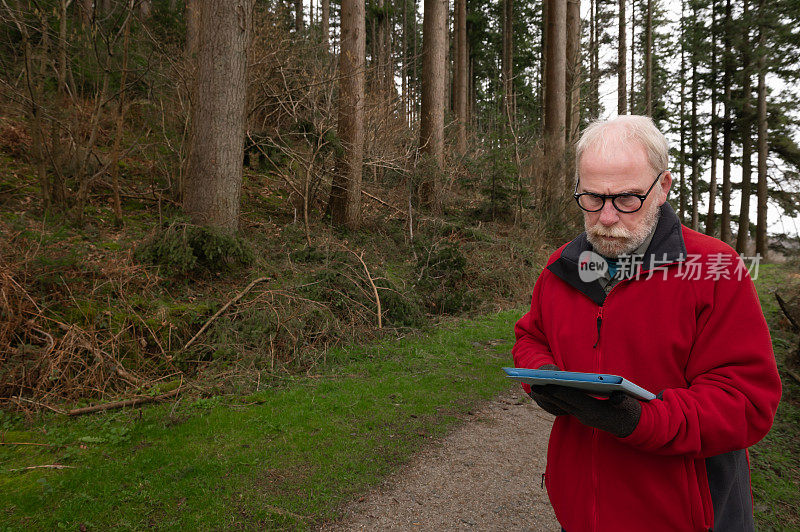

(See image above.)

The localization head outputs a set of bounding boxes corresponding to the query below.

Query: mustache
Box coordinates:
[588,225,630,238]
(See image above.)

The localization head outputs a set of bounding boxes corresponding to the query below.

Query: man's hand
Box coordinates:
[531,385,642,438]
[526,364,568,416]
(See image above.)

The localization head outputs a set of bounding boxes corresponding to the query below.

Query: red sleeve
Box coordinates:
[512,269,558,393]
[622,257,782,457]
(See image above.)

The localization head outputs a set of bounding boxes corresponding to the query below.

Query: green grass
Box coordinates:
[2,264,798,530]
[0,311,520,530]
[748,263,800,530]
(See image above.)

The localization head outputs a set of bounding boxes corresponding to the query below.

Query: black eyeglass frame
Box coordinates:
[573,170,665,214]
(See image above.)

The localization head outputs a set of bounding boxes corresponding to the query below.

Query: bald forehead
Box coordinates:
[578,140,653,193]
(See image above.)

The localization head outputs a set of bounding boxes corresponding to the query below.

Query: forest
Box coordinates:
[1,0,800,527]
[2,0,798,401]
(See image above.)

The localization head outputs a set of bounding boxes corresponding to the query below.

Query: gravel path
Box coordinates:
[323,387,559,531]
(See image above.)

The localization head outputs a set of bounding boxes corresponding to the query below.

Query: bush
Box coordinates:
[135,222,254,275]
[414,240,472,314]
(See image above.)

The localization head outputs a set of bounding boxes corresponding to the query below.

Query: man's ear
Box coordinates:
[658,171,673,205]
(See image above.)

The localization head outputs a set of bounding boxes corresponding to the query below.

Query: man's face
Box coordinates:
[577,142,672,258]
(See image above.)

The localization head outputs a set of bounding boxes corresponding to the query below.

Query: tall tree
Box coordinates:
[295,0,304,31]
[644,0,652,116]
[629,0,635,111]
[502,0,514,124]
[719,0,733,243]
[736,0,754,254]
[322,0,330,48]
[419,0,447,205]
[543,0,566,186]
[565,0,580,143]
[755,0,768,258]
[329,0,366,227]
[186,0,201,57]
[678,1,686,223]
[689,0,700,231]
[184,0,253,233]
[706,0,718,235]
[454,0,468,152]
[617,0,626,114]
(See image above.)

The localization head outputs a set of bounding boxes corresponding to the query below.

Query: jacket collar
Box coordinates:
[547,202,687,306]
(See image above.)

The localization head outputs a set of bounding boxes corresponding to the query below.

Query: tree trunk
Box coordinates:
[629,0,635,112]
[329,0,366,228]
[690,11,699,232]
[720,0,733,243]
[617,0,626,115]
[544,0,566,188]
[502,0,513,127]
[322,0,330,48]
[541,0,549,117]
[588,0,600,119]
[419,0,447,205]
[295,0,303,31]
[413,0,419,124]
[565,0,580,144]
[736,0,753,254]
[565,0,581,190]
[679,2,686,223]
[184,0,252,233]
[186,0,201,57]
[454,0,467,152]
[755,0,768,259]
[645,0,652,116]
[707,0,718,236]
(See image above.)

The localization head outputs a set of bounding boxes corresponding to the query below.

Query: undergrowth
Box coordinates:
[0,161,553,409]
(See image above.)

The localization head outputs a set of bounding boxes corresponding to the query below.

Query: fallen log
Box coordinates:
[67,387,181,416]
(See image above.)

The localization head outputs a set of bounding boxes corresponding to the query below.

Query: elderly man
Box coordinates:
[513,115,781,531]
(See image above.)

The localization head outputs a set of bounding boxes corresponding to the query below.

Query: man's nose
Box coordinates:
[598,200,620,226]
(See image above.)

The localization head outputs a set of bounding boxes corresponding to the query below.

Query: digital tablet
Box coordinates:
[502,367,657,401]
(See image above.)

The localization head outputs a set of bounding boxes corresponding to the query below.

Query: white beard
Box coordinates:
[585,203,661,258]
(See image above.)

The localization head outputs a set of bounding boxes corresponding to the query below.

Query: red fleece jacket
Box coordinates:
[513,220,781,531]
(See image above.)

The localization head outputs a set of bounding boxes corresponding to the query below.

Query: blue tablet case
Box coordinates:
[503,367,656,401]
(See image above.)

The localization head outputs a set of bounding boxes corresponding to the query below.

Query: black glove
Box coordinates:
[531,385,642,438]
[526,364,568,416]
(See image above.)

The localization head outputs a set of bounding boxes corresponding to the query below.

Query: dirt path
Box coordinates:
[323,387,559,531]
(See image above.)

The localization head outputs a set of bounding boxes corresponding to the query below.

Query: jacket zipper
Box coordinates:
[588,262,682,531]
[592,307,603,349]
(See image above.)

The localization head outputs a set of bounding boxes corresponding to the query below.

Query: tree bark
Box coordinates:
[645,0,652,116]
[736,0,753,254]
[690,5,699,231]
[617,0,626,115]
[184,0,252,233]
[590,0,599,118]
[419,0,447,205]
[679,1,686,223]
[755,0,768,259]
[707,0,718,236]
[329,0,366,228]
[566,0,580,143]
[454,0,467,152]
[544,0,566,188]
[565,0,581,189]
[502,0,513,127]
[322,0,330,48]
[295,0,304,31]
[629,0,635,111]
[720,0,733,243]
[186,0,201,57]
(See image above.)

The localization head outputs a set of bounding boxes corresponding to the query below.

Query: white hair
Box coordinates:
[575,115,669,181]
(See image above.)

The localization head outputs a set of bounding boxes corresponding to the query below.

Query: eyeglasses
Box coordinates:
[573,171,665,214]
